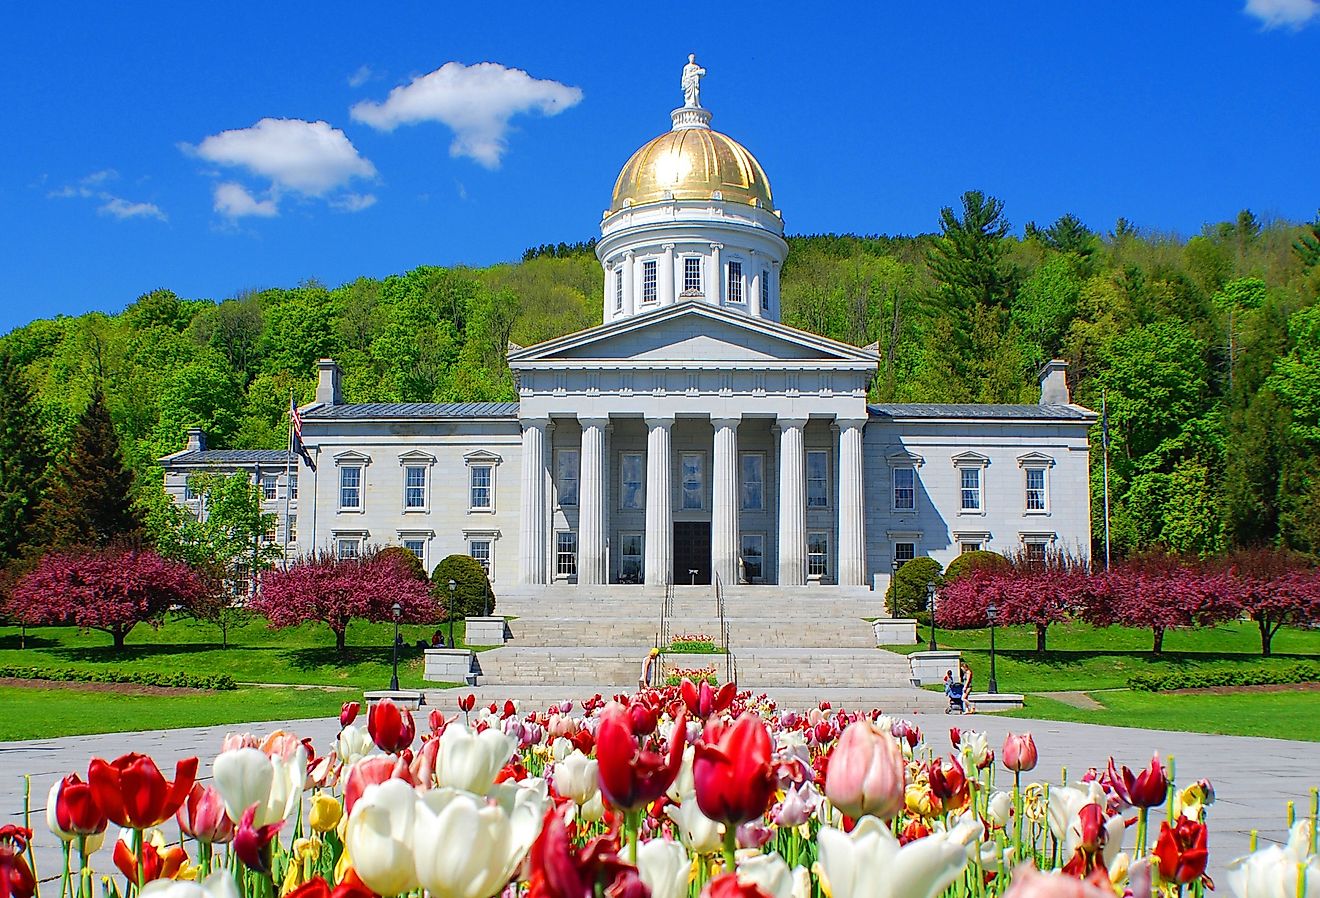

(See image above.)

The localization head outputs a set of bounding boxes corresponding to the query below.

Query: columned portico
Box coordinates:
[644,416,674,586]
[578,417,608,584]
[711,416,740,585]
[837,418,867,586]
[777,417,807,585]
[518,419,549,584]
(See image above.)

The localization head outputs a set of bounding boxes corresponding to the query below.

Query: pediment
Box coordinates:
[508,302,878,367]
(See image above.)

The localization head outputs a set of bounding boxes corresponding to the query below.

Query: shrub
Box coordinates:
[375,545,429,582]
[944,550,1011,582]
[886,557,943,617]
[0,665,236,690]
[669,640,723,654]
[1128,662,1320,692]
[431,554,497,619]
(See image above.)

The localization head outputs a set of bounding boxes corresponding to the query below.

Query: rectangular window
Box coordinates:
[262,522,277,544]
[557,450,580,506]
[893,467,915,510]
[470,465,492,510]
[807,531,829,578]
[287,519,297,546]
[404,465,427,509]
[642,260,657,303]
[1025,468,1047,511]
[619,533,644,583]
[403,539,425,561]
[893,542,915,568]
[761,269,769,310]
[960,541,982,554]
[614,268,624,311]
[337,538,359,560]
[339,467,362,510]
[469,539,492,577]
[740,533,765,582]
[261,474,278,501]
[620,453,644,510]
[807,450,829,508]
[740,453,765,510]
[681,452,705,510]
[289,474,298,500]
[183,476,197,502]
[960,467,982,511]
[1025,542,1047,566]
[684,257,702,293]
[556,531,578,578]
[726,261,743,303]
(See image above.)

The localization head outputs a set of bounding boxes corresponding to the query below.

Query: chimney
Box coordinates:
[1037,359,1070,406]
[315,358,343,405]
[185,428,206,452]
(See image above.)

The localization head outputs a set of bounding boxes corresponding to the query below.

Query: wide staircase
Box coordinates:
[425,582,945,713]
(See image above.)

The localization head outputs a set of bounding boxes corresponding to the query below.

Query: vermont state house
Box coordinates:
[161,60,1096,594]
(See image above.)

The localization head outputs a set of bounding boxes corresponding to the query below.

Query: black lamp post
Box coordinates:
[987,600,999,694]
[890,559,900,619]
[447,578,457,649]
[926,581,938,651]
[389,601,402,691]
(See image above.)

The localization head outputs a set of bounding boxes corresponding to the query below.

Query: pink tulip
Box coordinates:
[1003,732,1039,773]
[823,719,906,821]
[176,783,234,844]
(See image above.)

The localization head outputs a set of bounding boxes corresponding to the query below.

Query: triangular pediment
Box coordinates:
[508,302,878,367]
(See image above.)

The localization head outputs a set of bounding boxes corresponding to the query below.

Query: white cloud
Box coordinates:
[350,61,582,168]
[332,192,377,212]
[1244,0,1318,28]
[188,118,376,196]
[47,169,165,222]
[213,182,278,218]
[99,197,167,221]
[348,65,374,88]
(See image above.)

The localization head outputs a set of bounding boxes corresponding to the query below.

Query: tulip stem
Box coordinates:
[1135,808,1148,860]
[60,840,71,898]
[131,827,145,894]
[722,825,738,873]
[625,809,641,865]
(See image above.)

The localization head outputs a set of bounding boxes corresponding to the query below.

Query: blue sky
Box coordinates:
[3,1,1318,334]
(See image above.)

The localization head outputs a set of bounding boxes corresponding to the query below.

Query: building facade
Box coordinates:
[161,59,1096,592]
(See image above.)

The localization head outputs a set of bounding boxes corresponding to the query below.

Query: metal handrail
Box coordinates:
[657,575,673,685]
[715,573,733,684]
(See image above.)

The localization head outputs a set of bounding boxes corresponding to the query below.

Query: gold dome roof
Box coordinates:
[609,125,773,213]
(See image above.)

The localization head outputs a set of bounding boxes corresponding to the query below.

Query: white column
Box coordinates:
[749,251,762,318]
[578,416,607,585]
[838,418,867,586]
[661,243,675,305]
[777,417,807,586]
[769,261,780,320]
[707,243,723,306]
[603,265,612,320]
[518,419,549,584]
[644,416,674,586]
[711,416,740,585]
[623,252,636,318]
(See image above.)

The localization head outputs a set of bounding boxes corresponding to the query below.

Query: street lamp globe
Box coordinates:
[391,601,402,622]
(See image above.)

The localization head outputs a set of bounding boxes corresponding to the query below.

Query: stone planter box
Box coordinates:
[872,618,918,645]
[364,689,424,710]
[465,616,510,645]
[424,648,474,683]
[968,692,1025,712]
[908,650,962,686]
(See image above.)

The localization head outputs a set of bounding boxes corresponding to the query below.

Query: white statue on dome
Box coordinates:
[681,54,706,108]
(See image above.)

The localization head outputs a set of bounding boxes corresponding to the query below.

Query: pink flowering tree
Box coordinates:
[1220,549,1320,656]
[6,548,210,649]
[250,550,434,655]
[1089,553,1241,654]
[936,550,1091,653]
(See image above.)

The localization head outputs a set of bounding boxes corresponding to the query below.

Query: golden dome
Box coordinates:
[609,125,773,213]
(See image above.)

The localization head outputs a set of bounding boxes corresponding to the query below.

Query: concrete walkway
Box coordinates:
[2,713,1315,884]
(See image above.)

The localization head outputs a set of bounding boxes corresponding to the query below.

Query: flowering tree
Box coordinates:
[936,550,1090,653]
[6,548,209,648]
[250,550,434,655]
[1219,548,1320,656]
[1086,553,1240,654]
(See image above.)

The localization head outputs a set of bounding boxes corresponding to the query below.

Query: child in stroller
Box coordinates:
[944,669,966,714]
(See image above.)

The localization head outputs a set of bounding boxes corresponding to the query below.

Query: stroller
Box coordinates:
[944,679,967,714]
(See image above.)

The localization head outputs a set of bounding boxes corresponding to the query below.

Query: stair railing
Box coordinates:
[657,575,673,685]
[715,573,733,684]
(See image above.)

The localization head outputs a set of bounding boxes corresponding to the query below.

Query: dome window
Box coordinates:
[614,268,624,312]
[726,261,744,304]
[642,260,658,304]
[683,257,702,295]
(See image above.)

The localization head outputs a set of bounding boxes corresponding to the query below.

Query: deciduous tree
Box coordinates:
[1218,549,1320,656]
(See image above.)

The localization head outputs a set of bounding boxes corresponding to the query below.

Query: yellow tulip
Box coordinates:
[309,793,343,833]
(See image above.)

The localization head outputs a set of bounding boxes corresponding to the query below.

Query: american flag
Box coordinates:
[291,396,316,470]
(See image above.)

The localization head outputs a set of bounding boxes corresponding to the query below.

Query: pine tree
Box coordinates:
[36,388,143,550]
[0,353,49,563]
[927,190,1014,312]
[1294,209,1320,272]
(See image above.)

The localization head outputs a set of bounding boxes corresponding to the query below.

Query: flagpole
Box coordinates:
[283,390,294,570]
[1102,389,1111,573]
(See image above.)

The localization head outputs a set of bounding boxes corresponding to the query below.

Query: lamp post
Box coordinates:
[987,601,999,694]
[926,581,937,651]
[447,579,457,650]
[389,601,402,691]
[890,559,900,619]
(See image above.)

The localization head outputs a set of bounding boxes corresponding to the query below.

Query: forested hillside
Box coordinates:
[3,193,1319,559]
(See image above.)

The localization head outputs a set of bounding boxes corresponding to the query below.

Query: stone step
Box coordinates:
[505,618,876,649]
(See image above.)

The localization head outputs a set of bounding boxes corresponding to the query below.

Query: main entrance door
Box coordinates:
[673,522,712,585]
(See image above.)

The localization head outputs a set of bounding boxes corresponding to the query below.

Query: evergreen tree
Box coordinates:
[926,190,1014,311]
[35,389,143,550]
[1294,210,1320,272]
[1041,213,1095,259]
[0,353,49,563]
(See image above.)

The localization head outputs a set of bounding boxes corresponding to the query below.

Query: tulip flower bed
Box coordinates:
[8,681,1319,898]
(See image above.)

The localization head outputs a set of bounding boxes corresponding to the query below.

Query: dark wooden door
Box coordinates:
[673,522,711,585]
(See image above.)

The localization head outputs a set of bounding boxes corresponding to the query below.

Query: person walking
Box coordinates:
[960,659,975,713]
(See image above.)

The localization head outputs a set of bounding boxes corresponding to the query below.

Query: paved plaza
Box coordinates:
[2,709,1316,884]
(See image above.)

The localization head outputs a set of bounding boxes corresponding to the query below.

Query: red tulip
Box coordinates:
[0,825,36,898]
[701,873,774,898]
[928,758,970,811]
[176,783,234,844]
[367,699,416,754]
[233,804,284,873]
[458,694,476,713]
[112,834,188,883]
[529,807,636,898]
[1105,754,1168,809]
[1003,733,1039,773]
[1153,818,1209,886]
[343,755,416,817]
[627,701,659,736]
[88,753,198,829]
[949,727,962,748]
[1061,804,1110,877]
[285,873,377,898]
[681,679,737,719]
[428,709,448,737]
[339,701,361,728]
[596,705,687,811]
[52,774,107,836]
[823,720,906,821]
[693,713,776,825]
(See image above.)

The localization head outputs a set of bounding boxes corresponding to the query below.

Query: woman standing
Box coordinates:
[960,659,975,713]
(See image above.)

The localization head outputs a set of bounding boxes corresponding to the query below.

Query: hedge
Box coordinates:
[0,665,237,691]
[1127,662,1320,692]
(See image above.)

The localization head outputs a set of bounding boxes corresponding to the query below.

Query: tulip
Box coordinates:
[220,734,258,752]
[816,817,968,898]
[88,753,198,829]
[343,755,417,817]
[1002,733,1038,773]
[282,875,376,898]
[47,774,108,843]
[773,783,819,828]
[308,793,343,834]
[702,874,773,898]
[176,784,234,844]
[1152,818,1209,886]
[113,828,190,883]
[413,787,542,898]
[436,722,517,795]
[368,699,416,754]
[1104,754,1167,809]
[596,705,688,812]
[529,807,630,898]
[955,731,991,770]
[665,799,725,854]
[344,779,420,896]
[0,825,36,898]
[232,805,283,873]
[987,790,1013,827]
[636,838,689,898]
[736,853,795,898]
[928,758,969,811]
[1226,821,1320,898]
[212,744,307,828]
[999,865,1119,898]
[681,679,736,719]
[139,871,240,898]
[551,751,600,807]
[410,736,441,790]
[340,702,361,728]
[693,713,776,826]
[824,720,906,821]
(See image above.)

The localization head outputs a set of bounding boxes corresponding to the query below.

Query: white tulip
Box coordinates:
[817,817,968,898]
[337,724,375,766]
[637,839,690,898]
[550,737,573,761]
[1226,820,1320,898]
[489,778,550,857]
[665,798,724,854]
[551,751,599,806]
[666,746,696,802]
[45,780,105,852]
[436,724,516,795]
[579,792,606,823]
[345,779,420,897]
[944,814,985,861]
[212,744,307,828]
[957,731,991,770]
[1046,782,1106,843]
[140,872,238,898]
[987,790,1013,826]
[738,853,794,898]
[413,788,536,898]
